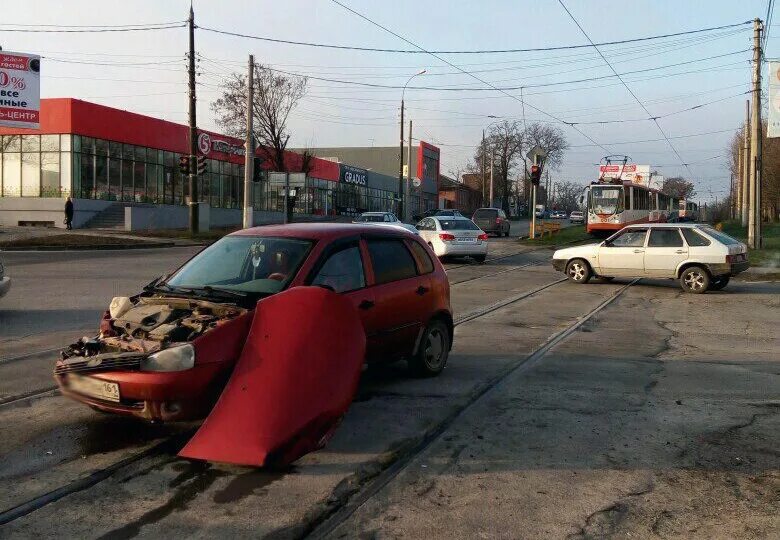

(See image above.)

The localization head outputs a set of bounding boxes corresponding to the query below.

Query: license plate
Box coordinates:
[456,237,476,243]
[68,374,120,402]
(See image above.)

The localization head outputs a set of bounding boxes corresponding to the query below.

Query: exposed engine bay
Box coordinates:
[58,295,246,373]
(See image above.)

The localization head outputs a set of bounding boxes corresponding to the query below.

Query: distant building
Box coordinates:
[438,174,482,216]
[293,142,442,218]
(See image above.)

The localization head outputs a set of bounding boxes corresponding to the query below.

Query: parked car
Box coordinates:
[416,216,489,262]
[434,209,464,218]
[551,223,749,293]
[472,208,510,237]
[569,210,584,224]
[550,210,567,219]
[55,223,453,424]
[0,259,9,298]
[353,212,418,234]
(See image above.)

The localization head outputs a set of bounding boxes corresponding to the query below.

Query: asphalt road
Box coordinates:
[0,234,777,539]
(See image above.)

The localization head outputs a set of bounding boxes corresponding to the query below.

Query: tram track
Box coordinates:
[305,278,640,539]
[0,276,633,530]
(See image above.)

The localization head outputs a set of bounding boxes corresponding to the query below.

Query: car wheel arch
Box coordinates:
[413,310,453,355]
[676,261,711,279]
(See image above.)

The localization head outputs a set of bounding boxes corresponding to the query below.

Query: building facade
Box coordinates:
[0,99,400,228]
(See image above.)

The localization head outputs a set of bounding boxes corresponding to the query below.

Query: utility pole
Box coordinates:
[187,5,199,234]
[242,55,254,229]
[481,129,486,204]
[742,99,750,226]
[406,119,412,221]
[749,18,763,248]
[398,99,404,219]
[736,142,742,220]
[489,152,494,207]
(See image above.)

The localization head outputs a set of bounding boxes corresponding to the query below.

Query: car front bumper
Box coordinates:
[552,259,566,272]
[54,361,230,422]
[0,276,10,297]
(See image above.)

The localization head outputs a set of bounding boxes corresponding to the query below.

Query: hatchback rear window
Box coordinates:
[700,227,741,246]
[473,209,497,219]
[440,219,479,231]
[681,228,711,247]
[366,239,418,284]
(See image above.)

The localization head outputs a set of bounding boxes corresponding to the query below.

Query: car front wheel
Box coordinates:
[680,266,710,294]
[409,319,450,377]
[566,259,592,284]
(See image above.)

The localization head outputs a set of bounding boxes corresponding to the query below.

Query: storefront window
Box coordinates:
[121,159,133,201]
[82,137,95,155]
[146,163,158,203]
[41,152,60,197]
[41,134,59,152]
[108,156,120,200]
[133,161,145,202]
[61,152,72,195]
[109,141,121,157]
[134,145,146,163]
[22,153,41,197]
[21,135,40,153]
[79,153,95,198]
[3,135,21,152]
[95,155,109,199]
[2,152,20,196]
[96,139,109,156]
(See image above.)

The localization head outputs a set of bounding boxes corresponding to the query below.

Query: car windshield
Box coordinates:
[355,214,386,223]
[473,209,497,219]
[591,186,623,214]
[440,219,480,231]
[166,236,312,296]
[700,227,742,246]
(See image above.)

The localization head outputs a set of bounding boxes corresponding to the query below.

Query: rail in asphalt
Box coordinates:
[306,279,640,539]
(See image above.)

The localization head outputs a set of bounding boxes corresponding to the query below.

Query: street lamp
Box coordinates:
[399,69,426,221]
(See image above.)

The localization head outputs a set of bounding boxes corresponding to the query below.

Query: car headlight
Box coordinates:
[140,344,195,372]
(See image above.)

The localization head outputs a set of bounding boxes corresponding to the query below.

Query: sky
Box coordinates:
[3,0,777,203]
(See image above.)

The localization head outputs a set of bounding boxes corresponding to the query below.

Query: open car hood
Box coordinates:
[179,286,366,467]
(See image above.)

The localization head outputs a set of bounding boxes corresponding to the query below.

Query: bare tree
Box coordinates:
[661,177,697,200]
[211,64,307,172]
[553,180,588,213]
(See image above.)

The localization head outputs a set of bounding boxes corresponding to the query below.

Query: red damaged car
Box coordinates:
[54,224,452,451]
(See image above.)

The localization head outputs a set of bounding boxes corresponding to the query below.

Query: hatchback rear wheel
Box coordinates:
[409,319,450,377]
[680,266,710,294]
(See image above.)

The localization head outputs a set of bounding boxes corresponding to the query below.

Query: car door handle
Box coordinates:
[416,286,430,295]
[675,250,685,254]
[633,249,645,253]
[358,300,375,310]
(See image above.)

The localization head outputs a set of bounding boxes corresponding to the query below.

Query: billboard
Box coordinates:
[599,164,652,185]
[769,62,780,138]
[417,141,440,194]
[0,51,40,129]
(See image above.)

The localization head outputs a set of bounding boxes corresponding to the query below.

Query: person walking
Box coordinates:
[64,197,74,230]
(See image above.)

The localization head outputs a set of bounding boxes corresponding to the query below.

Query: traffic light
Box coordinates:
[253,157,264,182]
[530,164,541,186]
[196,156,207,176]
[178,155,189,175]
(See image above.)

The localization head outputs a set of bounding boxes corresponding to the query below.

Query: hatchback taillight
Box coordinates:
[477,233,488,241]
[726,254,744,263]
[439,233,455,241]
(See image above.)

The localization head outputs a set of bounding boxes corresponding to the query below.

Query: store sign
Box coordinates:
[0,51,40,129]
[340,164,367,186]
[197,132,245,156]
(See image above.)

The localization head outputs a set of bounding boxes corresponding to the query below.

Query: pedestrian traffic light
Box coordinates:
[178,155,189,175]
[530,164,541,185]
[196,156,207,176]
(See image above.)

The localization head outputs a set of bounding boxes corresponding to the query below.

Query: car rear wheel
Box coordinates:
[710,276,730,291]
[409,319,450,377]
[566,259,592,284]
[680,266,710,294]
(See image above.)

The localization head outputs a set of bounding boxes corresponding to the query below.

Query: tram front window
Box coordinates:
[591,186,623,214]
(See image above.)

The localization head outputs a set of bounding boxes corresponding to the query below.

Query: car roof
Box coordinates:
[361,211,390,216]
[624,222,705,229]
[432,215,471,221]
[231,222,414,240]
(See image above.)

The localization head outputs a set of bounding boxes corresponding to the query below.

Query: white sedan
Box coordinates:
[353,212,418,234]
[416,216,488,262]
[552,223,749,293]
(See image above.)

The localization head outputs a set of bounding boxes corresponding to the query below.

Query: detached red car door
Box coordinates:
[363,236,432,360]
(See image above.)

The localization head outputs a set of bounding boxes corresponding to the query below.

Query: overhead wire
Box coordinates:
[196,20,751,54]
[557,0,694,175]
